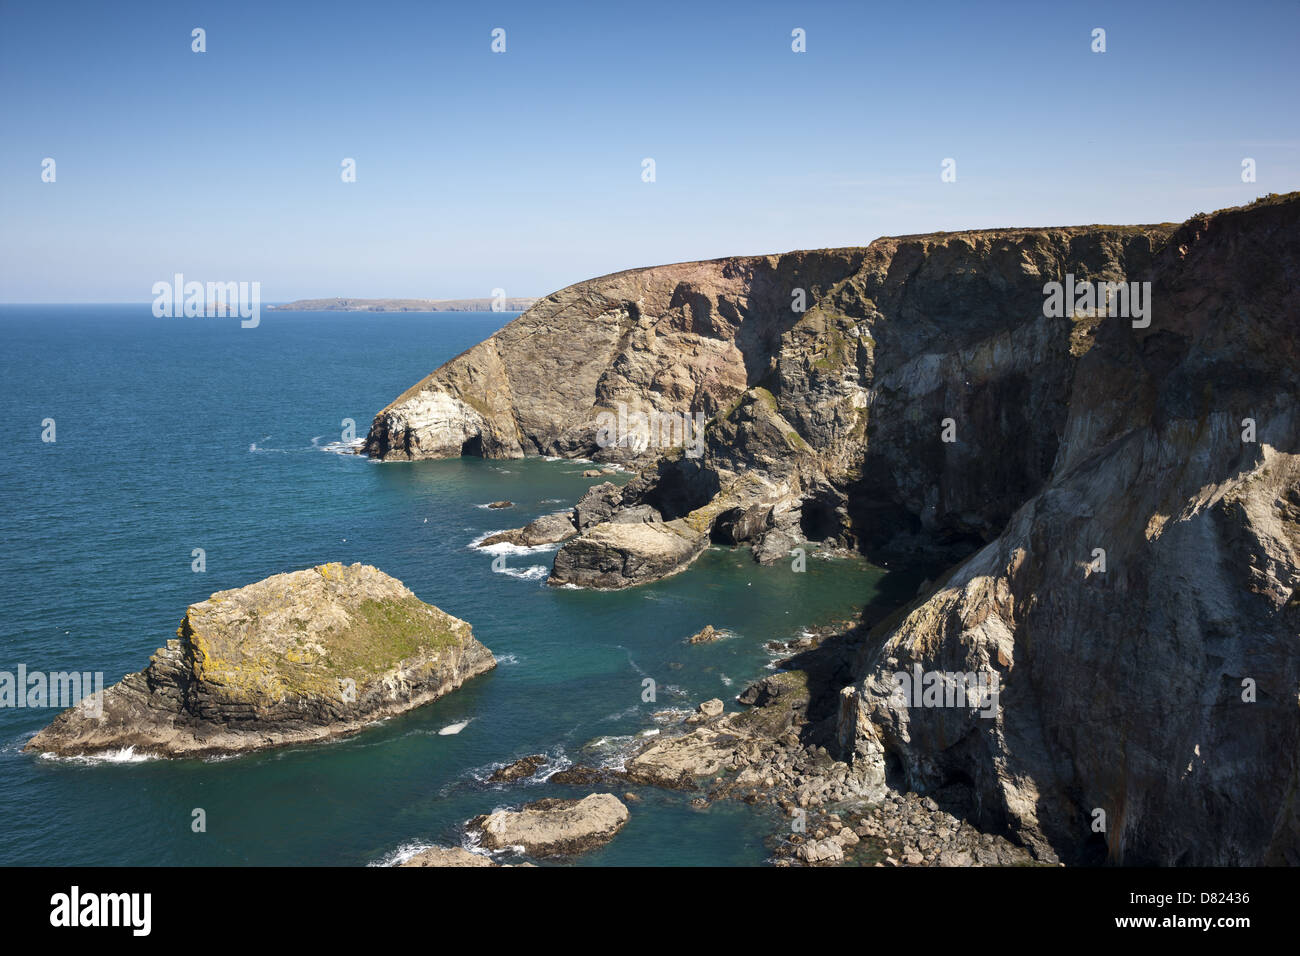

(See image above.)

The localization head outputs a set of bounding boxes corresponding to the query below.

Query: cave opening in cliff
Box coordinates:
[460,435,483,457]
[638,459,720,521]
[800,494,843,543]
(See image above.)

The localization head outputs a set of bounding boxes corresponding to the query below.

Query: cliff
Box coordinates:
[25,563,496,758]
[363,192,1300,865]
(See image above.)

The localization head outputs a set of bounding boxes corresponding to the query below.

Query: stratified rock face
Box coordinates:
[24,563,496,758]
[469,794,629,856]
[838,196,1300,866]
[366,210,1184,585]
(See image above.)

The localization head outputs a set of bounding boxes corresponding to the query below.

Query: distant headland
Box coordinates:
[273,296,538,312]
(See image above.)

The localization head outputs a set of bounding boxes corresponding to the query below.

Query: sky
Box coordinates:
[1,0,1297,302]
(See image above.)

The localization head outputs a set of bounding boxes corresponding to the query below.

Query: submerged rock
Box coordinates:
[24,563,495,758]
[468,793,629,856]
[489,754,548,782]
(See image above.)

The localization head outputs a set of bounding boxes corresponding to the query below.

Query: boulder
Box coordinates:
[469,793,629,857]
[549,519,707,589]
[798,839,845,864]
[400,847,498,868]
[477,511,577,549]
[697,698,724,718]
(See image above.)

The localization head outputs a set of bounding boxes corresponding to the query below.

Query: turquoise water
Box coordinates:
[0,305,893,866]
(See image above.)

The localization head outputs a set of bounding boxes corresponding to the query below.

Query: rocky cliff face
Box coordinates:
[365,194,1299,865]
[838,196,1300,866]
[25,563,496,758]
[368,213,1176,581]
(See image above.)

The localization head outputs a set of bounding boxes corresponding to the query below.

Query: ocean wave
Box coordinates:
[312,435,366,455]
[650,707,692,724]
[494,653,520,666]
[468,530,560,556]
[438,718,473,736]
[600,703,641,723]
[493,565,549,581]
[468,749,573,787]
[368,841,435,867]
[36,746,158,765]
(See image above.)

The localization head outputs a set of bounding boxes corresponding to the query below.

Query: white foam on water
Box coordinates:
[468,530,560,556]
[368,841,435,867]
[650,707,693,724]
[469,749,572,786]
[494,653,520,666]
[313,435,366,456]
[438,719,472,736]
[600,703,640,722]
[534,753,574,783]
[39,746,157,765]
[495,565,549,581]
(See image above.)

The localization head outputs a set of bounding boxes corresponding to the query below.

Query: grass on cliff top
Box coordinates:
[190,596,467,700]
[319,598,465,676]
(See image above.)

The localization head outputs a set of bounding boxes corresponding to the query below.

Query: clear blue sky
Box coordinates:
[1,0,1296,302]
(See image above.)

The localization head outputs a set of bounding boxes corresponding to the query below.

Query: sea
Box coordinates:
[0,305,905,866]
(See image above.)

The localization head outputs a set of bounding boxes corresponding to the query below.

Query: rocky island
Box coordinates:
[368,193,1300,866]
[25,563,495,759]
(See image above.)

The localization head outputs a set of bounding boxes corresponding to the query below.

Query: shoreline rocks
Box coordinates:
[24,563,495,759]
[489,754,548,783]
[400,847,501,868]
[469,793,629,857]
[477,511,578,549]
[549,519,707,589]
